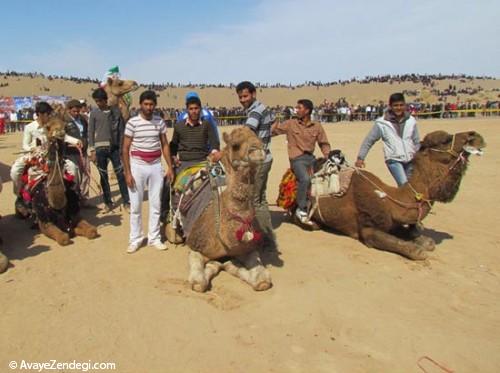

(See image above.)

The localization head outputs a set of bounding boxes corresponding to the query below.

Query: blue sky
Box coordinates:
[1,0,498,84]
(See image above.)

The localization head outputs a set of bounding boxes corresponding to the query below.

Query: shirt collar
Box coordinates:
[186,117,202,127]
[245,99,259,114]
[298,118,314,127]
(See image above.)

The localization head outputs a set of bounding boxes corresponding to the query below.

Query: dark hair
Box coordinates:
[389,92,405,104]
[92,88,108,101]
[236,81,256,94]
[297,99,314,115]
[66,99,82,110]
[139,90,157,104]
[186,96,201,107]
[35,101,53,115]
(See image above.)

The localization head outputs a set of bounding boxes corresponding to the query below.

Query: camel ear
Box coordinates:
[223,132,231,145]
[421,131,452,149]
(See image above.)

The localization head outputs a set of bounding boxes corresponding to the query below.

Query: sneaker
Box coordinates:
[149,241,168,251]
[127,242,141,254]
[295,209,311,225]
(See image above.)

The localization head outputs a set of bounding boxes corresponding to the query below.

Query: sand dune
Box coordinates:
[1,75,499,107]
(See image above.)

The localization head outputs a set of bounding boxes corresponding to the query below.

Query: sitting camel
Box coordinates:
[0,176,8,273]
[186,127,272,292]
[21,116,98,245]
[102,77,138,121]
[281,130,485,260]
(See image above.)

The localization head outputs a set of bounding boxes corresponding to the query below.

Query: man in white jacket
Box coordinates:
[355,93,420,186]
[10,102,81,193]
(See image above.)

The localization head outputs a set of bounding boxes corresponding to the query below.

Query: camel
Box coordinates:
[103,77,138,121]
[185,127,273,292]
[284,130,485,260]
[20,116,98,245]
[0,176,8,273]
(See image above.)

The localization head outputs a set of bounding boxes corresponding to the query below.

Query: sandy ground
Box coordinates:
[0,117,499,373]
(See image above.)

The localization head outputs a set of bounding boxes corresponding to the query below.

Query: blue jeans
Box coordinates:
[96,146,130,205]
[291,154,315,211]
[386,160,414,187]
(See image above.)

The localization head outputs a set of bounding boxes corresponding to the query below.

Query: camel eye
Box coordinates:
[232,144,240,152]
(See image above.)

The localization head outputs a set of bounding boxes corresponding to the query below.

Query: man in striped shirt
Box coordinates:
[122,91,174,253]
[236,81,276,250]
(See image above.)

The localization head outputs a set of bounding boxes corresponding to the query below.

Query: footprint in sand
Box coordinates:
[155,277,244,311]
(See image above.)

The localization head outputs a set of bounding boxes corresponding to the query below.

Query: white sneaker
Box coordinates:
[295,209,311,225]
[127,242,141,254]
[149,241,168,251]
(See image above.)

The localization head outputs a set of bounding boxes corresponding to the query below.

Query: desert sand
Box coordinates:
[1,75,499,107]
[0,117,499,373]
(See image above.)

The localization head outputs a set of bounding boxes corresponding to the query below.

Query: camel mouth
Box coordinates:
[463,145,484,156]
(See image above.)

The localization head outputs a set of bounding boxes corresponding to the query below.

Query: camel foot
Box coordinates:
[0,251,8,274]
[56,233,71,246]
[407,247,428,260]
[39,221,71,246]
[253,280,272,291]
[413,235,436,251]
[75,219,98,239]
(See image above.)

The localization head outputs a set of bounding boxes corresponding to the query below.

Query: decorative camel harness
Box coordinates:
[350,134,468,224]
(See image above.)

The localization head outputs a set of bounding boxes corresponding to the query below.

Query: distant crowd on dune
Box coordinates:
[1,70,496,90]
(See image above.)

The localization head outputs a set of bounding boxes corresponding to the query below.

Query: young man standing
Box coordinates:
[169,95,221,173]
[272,99,331,224]
[176,91,219,143]
[122,90,174,253]
[236,81,275,249]
[64,99,90,205]
[88,88,130,213]
[355,92,420,187]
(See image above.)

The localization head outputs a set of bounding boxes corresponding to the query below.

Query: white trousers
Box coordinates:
[128,160,164,245]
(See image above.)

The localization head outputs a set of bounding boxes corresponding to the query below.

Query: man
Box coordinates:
[170,95,221,171]
[88,88,130,213]
[64,99,90,205]
[122,90,174,253]
[355,92,420,187]
[272,99,331,224]
[10,102,81,195]
[236,81,275,249]
[176,91,219,143]
[9,110,18,133]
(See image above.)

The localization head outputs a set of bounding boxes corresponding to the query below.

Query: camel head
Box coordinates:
[104,77,139,121]
[222,127,265,172]
[417,130,486,202]
[105,77,138,97]
[45,116,68,210]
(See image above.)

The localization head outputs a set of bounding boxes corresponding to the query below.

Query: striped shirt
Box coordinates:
[125,114,167,163]
[169,119,219,161]
[244,100,273,162]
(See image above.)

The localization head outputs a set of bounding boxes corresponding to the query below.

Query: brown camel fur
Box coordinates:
[307,130,485,260]
[103,77,138,121]
[185,127,272,292]
[0,177,8,273]
[32,117,98,245]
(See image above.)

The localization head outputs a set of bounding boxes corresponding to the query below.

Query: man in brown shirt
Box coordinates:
[272,99,331,224]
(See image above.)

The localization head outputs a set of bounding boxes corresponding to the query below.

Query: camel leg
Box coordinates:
[360,227,428,260]
[0,250,8,273]
[189,250,218,292]
[413,235,436,251]
[223,251,272,291]
[74,219,98,239]
[39,221,71,246]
